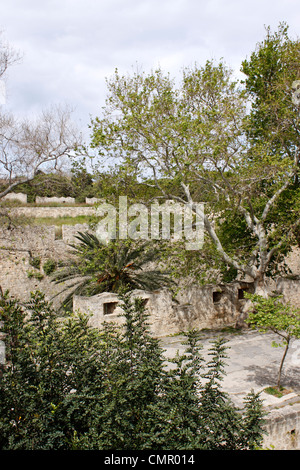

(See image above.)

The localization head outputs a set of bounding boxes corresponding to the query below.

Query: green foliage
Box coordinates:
[246,294,300,337]
[246,294,300,388]
[16,173,75,202]
[70,158,95,202]
[42,259,57,276]
[29,256,41,269]
[52,231,174,311]
[0,290,266,450]
[88,25,300,286]
[241,22,300,155]
[240,22,300,258]
[264,386,285,398]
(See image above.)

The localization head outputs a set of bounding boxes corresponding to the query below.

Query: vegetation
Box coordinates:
[42,259,57,276]
[246,294,300,389]
[0,290,266,450]
[264,387,286,398]
[52,231,174,310]
[1,23,300,451]
[89,23,300,293]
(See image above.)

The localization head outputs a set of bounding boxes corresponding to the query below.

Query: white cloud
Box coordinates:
[1,0,300,137]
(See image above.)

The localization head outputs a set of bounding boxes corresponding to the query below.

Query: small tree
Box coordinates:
[246,294,300,390]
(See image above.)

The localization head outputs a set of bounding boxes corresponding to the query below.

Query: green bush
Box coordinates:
[0,290,266,450]
[29,256,41,269]
[43,259,57,276]
[26,270,44,281]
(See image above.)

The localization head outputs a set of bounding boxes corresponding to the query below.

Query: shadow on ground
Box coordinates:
[246,364,300,391]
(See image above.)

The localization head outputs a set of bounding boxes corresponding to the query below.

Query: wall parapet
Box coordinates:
[2,192,27,203]
[8,206,96,218]
[263,402,300,450]
[35,196,76,204]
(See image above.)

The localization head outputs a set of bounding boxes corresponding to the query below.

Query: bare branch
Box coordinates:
[0,105,81,200]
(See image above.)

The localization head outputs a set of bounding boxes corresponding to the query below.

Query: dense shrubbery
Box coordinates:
[0,290,265,450]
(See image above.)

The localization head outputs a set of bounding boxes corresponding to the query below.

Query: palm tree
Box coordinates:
[51,231,174,310]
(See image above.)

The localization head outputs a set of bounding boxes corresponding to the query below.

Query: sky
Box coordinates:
[1,0,300,142]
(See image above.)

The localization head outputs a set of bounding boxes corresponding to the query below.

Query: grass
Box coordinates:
[0,201,92,208]
[219,326,243,335]
[8,215,95,227]
[32,216,94,226]
[264,386,293,398]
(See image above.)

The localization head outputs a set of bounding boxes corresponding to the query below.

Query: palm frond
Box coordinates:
[52,231,174,310]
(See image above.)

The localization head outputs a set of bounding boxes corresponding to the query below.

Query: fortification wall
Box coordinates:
[0,222,257,331]
[0,223,87,305]
[8,206,96,218]
[1,193,101,205]
[0,217,299,325]
[263,402,300,450]
[2,192,28,204]
[35,196,76,204]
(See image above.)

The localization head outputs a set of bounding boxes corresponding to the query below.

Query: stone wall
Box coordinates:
[2,192,27,204]
[62,224,90,244]
[1,222,300,330]
[73,289,179,336]
[73,282,257,336]
[263,402,300,450]
[0,222,262,333]
[276,277,300,308]
[8,206,96,218]
[2,194,99,205]
[35,196,76,204]
[85,197,103,205]
[0,224,85,305]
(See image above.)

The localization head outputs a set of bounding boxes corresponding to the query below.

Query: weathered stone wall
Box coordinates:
[73,289,179,336]
[73,282,257,336]
[2,192,27,204]
[0,224,86,305]
[62,224,90,244]
[285,246,300,276]
[35,196,76,204]
[85,197,103,205]
[8,206,96,218]
[263,402,300,450]
[0,222,260,333]
[276,277,300,309]
[1,222,300,330]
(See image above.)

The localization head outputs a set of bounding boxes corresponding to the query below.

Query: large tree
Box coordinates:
[90,26,300,294]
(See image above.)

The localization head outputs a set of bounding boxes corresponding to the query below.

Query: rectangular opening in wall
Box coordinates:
[213,291,222,303]
[141,298,149,308]
[238,288,251,300]
[103,302,118,315]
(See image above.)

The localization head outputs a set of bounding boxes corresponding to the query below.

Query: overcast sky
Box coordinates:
[1,0,300,141]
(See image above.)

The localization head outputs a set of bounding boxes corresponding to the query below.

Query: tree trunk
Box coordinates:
[253,276,270,297]
[277,337,290,390]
